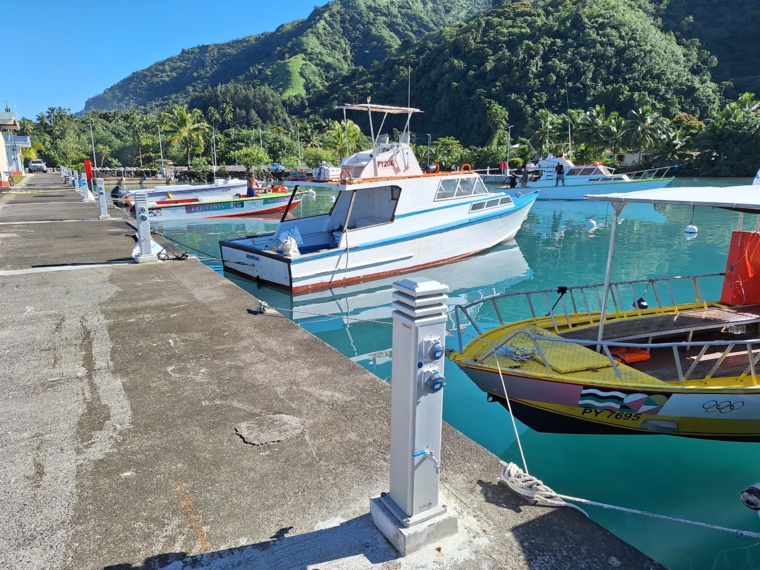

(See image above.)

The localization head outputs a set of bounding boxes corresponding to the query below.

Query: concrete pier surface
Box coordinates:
[0,173,661,569]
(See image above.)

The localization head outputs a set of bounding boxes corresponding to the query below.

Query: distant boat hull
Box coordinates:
[505,177,673,200]
[118,179,247,205]
[143,192,303,221]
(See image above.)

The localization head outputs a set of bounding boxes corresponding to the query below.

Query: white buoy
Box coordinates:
[586,218,597,233]
[685,224,698,234]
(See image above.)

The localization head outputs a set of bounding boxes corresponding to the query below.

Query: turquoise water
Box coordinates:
[152,177,760,570]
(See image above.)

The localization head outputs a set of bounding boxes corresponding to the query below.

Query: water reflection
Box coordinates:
[154,178,760,570]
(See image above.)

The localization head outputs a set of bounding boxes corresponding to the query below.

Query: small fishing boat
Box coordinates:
[497,154,673,200]
[449,185,760,442]
[113,178,247,206]
[132,187,304,221]
[219,103,537,293]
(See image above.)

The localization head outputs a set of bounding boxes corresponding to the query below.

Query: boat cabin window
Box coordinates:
[469,195,514,213]
[579,167,596,176]
[566,168,581,176]
[435,177,490,201]
[342,185,400,230]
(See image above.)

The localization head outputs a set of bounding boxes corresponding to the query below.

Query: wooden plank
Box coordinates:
[560,306,760,342]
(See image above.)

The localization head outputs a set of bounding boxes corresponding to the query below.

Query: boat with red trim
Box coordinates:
[219,103,537,293]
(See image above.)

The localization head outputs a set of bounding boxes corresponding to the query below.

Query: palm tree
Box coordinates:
[578,105,607,160]
[526,109,558,157]
[603,113,627,158]
[321,120,365,160]
[624,106,668,167]
[161,104,209,167]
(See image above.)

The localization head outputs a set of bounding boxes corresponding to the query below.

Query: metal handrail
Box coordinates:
[453,273,725,354]
[622,165,673,180]
[467,328,760,386]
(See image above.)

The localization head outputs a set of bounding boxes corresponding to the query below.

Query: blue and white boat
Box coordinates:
[499,155,673,200]
[220,103,537,293]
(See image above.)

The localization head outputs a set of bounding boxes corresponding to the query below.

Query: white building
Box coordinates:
[0,110,20,187]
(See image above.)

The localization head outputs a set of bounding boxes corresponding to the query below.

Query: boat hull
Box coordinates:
[146,193,301,221]
[221,192,536,293]
[459,365,760,441]
[504,177,673,200]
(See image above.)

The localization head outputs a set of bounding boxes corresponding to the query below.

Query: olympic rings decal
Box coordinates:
[702,400,745,413]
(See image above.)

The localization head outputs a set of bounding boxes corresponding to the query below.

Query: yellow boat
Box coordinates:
[449,186,760,441]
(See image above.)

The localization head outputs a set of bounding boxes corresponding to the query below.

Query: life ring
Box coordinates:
[340,170,354,183]
[593,162,601,166]
[461,163,472,172]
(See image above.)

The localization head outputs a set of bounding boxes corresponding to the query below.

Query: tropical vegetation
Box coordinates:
[17,0,760,177]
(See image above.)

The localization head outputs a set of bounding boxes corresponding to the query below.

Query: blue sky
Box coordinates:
[5,0,330,120]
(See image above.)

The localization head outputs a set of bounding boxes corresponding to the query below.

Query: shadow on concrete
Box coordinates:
[476,478,529,513]
[104,514,397,570]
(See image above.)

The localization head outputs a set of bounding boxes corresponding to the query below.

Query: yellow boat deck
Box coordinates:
[459,303,760,389]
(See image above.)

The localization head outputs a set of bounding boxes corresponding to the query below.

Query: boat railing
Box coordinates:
[623,165,673,180]
[472,327,760,385]
[452,273,725,354]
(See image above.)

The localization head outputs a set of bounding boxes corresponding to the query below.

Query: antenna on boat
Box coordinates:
[407,65,411,109]
[565,78,572,157]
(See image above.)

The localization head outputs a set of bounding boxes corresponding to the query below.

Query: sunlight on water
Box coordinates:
[155,177,760,570]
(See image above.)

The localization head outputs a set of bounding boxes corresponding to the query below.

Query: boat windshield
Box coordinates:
[434,177,490,201]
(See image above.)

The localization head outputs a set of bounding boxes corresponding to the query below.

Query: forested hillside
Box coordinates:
[659,0,760,98]
[314,0,720,146]
[84,0,491,112]
[26,0,760,177]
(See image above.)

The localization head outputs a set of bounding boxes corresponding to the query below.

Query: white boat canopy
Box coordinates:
[585,184,760,344]
[335,103,423,114]
[586,185,760,213]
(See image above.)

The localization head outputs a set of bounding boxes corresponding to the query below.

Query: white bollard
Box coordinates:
[96,178,110,219]
[370,277,458,556]
[82,174,95,202]
[133,191,158,263]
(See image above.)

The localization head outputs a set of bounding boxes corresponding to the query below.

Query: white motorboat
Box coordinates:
[113,178,247,205]
[132,188,305,221]
[498,154,673,200]
[220,103,537,293]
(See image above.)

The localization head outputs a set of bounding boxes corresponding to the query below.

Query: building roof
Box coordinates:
[0,112,20,130]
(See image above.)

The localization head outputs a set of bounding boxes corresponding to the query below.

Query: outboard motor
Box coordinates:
[111,184,128,203]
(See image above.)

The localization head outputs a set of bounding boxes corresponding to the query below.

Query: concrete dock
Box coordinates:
[0,173,662,569]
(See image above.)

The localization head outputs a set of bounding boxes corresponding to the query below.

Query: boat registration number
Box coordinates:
[580,409,641,421]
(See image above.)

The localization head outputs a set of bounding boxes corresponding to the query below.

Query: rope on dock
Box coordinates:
[500,462,760,538]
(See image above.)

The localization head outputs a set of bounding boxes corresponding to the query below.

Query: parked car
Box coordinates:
[268,162,287,181]
[28,159,47,173]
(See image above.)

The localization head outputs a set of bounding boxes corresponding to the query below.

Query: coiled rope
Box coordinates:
[500,461,760,538]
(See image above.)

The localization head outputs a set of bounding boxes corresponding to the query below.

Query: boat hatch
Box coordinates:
[435,176,490,200]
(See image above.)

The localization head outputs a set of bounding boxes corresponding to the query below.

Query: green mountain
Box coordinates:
[83,0,491,112]
[658,0,760,98]
[83,0,754,148]
[311,0,720,145]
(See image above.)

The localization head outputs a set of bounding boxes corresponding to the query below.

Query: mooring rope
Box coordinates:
[500,461,760,538]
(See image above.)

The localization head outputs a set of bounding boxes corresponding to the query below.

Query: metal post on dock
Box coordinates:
[133,191,158,263]
[370,278,458,556]
[81,172,95,202]
[96,178,110,220]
